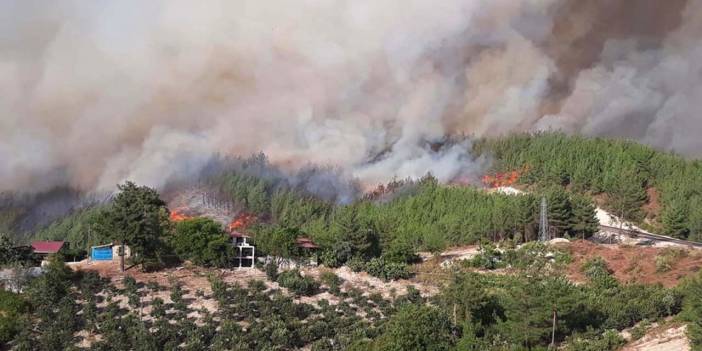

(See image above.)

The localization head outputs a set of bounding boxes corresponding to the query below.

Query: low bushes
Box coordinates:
[320,271,343,294]
[365,258,411,281]
[655,247,687,273]
[170,218,235,267]
[277,269,319,296]
[347,256,366,273]
[564,330,625,351]
[0,290,28,344]
[264,261,279,281]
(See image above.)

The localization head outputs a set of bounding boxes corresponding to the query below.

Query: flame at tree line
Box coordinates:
[228,213,257,232]
[168,165,531,228]
[482,165,530,188]
[169,208,193,222]
[169,207,257,232]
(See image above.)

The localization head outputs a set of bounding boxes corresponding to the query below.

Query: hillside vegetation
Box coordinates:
[0,161,701,350]
[476,132,702,240]
[3,242,702,350]
[23,132,702,256]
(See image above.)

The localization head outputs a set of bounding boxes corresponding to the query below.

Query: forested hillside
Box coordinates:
[476,133,702,240]
[3,143,702,350]
[17,132,702,253]
[203,164,599,263]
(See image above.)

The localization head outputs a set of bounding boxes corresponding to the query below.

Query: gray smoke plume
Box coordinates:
[0,0,699,193]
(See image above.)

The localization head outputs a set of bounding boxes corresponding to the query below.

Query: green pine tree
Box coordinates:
[331,206,378,258]
[108,181,170,271]
[569,195,600,240]
[546,188,572,238]
[608,170,647,224]
[247,181,270,215]
[662,201,690,239]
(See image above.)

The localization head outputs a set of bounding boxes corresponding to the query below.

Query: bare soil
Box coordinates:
[72,260,267,292]
[622,322,690,351]
[565,240,702,287]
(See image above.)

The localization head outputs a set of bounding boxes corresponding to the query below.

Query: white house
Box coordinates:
[230,231,255,268]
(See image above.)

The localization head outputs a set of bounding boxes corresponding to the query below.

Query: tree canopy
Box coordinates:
[104,181,170,270]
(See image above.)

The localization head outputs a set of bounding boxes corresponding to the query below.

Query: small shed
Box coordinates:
[296,237,319,250]
[296,237,320,266]
[91,244,113,261]
[89,243,131,262]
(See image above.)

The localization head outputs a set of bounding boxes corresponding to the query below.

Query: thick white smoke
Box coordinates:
[0,0,699,193]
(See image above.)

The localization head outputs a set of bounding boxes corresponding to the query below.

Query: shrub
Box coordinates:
[655,255,673,273]
[277,269,319,296]
[596,284,682,330]
[366,257,411,281]
[320,271,343,294]
[582,257,618,288]
[372,304,455,351]
[681,271,702,350]
[382,239,419,264]
[319,250,341,268]
[170,218,234,267]
[655,248,687,273]
[248,279,267,293]
[264,261,279,281]
[383,262,411,281]
[208,275,228,302]
[321,241,354,268]
[0,290,28,343]
[630,320,650,341]
[347,256,366,273]
[467,242,504,270]
[565,329,626,351]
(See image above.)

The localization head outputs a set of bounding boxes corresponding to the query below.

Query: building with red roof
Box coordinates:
[295,237,320,249]
[295,237,320,266]
[31,241,65,255]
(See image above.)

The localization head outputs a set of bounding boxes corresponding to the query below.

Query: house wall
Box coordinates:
[112,245,131,259]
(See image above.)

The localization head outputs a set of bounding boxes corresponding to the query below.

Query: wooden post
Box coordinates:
[453,303,457,324]
[551,308,557,348]
[120,242,125,272]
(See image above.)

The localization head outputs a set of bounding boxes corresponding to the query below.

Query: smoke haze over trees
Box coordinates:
[2,0,702,193]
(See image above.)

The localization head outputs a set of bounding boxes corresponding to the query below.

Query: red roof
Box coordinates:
[296,237,319,249]
[31,241,65,254]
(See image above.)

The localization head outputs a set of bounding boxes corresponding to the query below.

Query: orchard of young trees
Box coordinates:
[2,244,702,350]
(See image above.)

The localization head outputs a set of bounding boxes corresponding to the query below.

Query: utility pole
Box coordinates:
[551,308,557,348]
[539,197,549,242]
[453,303,457,324]
[120,241,125,272]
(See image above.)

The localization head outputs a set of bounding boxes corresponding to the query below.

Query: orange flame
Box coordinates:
[169,208,193,222]
[228,212,257,232]
[482,165,530,188]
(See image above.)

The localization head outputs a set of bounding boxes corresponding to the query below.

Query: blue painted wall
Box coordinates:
[91,247,113,261]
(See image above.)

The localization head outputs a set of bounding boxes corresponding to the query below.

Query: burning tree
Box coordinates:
[169,208,193,222]
[482,165,530,188]
[227,212,257,232]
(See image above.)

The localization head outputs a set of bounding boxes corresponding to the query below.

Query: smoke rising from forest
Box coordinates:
[1,0,700,193]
